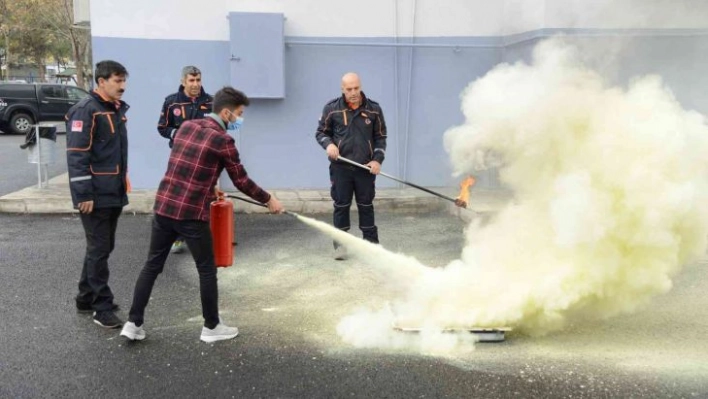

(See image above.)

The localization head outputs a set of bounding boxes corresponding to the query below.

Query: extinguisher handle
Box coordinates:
[215,187,226,200]
[226,194,267,208]
[225,194,299,218]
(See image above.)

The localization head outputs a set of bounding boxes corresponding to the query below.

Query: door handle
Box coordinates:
[41,100,49,104]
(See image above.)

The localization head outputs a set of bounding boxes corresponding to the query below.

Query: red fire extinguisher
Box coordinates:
[210,195,234,267]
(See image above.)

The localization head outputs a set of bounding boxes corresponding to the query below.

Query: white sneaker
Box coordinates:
[120,321,146,341]
[200,323,239,343]
[171,240,185,254]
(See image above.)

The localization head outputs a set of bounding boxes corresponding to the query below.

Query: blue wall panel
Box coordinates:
[229,12,285,98]
[92,32,708,190]
[92,37,231,189]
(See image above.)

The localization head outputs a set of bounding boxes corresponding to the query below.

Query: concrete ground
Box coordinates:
[1,127,706,397]
[0,211,706,398]
[0,128,67,197]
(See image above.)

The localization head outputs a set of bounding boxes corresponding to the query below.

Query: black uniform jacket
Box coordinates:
[157,85,213,147]
[65,91,130,209]
[315,92,387,166]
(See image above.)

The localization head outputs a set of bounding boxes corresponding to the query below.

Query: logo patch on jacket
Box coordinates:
[173,108,182,116]
[71,120,83,132]
[365,118,371,125]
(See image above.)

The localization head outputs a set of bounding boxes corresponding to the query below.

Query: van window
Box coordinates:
[66,87,89,100]
[41,85,64,98]
[0,84,34,99]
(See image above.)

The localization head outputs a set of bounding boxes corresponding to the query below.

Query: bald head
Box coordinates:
[341,72,360,86]
[341,72,362,107]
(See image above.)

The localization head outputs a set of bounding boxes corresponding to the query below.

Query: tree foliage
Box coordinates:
[0,0,91,88]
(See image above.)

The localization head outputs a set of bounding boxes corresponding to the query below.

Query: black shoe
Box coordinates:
[76,301,119,313]
[93,311,123,329]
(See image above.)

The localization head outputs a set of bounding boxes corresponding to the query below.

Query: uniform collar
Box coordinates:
[178,85,208,102]
[341,91,368,110]
[91,90,127,111]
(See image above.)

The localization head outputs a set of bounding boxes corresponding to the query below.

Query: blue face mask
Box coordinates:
[227,112,244,132]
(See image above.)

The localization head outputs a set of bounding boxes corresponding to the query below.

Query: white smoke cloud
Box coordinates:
[327,37,708,353]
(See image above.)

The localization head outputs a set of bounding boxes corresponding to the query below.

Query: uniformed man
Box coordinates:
[66,60,130,329]
[315,72,387,260]
[157,65,213,254]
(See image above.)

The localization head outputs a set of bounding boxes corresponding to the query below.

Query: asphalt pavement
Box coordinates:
[0,212,706,398]
[1,123,707,398]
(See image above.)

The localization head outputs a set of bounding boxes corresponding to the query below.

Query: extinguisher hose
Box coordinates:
[225,194,299,217]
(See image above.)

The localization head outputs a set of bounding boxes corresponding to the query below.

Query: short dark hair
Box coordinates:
[94,60,128,84]
[213,86,250,112]
[181,65,201,79]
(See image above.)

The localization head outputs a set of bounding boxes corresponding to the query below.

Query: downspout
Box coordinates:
[402,0,417,181]
[393,0,401,184]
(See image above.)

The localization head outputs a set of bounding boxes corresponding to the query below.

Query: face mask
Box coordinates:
[226,111,243,132]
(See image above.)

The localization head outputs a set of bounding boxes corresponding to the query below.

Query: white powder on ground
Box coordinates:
[296,38,708,355]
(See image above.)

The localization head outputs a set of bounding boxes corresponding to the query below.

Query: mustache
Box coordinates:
[117,89,125,94]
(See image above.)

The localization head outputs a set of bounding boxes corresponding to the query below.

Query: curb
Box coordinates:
[0,174,511,216]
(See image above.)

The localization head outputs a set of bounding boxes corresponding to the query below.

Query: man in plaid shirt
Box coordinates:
[157,65,214,254]
[121,87,283,343]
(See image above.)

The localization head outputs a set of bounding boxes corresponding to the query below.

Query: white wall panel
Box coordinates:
[502,0,544,35]
[91,0,504,40]
[411,1,503,36]
[90,0,230,40]
[545,0,708,29]
[91,0,708,41]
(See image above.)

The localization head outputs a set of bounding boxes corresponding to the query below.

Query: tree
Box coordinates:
[50,34,72,70]
[36,0,92,89]
[9,1,55,81]
[1,0,91,88]
[0,0,10,80]
[1,0,55,81]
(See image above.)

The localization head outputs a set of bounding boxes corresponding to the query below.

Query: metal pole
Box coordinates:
[336,156,465,206]
[36,125,41,188]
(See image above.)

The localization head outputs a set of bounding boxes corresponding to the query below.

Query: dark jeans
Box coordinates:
[329,164,379,245]
[77,207,122,312]
[128,214,220,329]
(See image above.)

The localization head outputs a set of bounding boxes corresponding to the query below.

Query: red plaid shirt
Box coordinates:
[153,117,271,221]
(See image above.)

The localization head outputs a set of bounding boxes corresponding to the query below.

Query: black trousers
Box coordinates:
[330,163,379,244]
[77,207,122,312]
[128,214,220,329]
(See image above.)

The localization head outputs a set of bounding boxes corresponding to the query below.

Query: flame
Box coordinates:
[456,176,476,205]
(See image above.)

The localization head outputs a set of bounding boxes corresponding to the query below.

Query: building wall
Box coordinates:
[90,0,708,190]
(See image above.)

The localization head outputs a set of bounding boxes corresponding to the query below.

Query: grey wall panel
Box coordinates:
[229,12,285,98]
[92,32,708,190]
[92,37,231,189]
